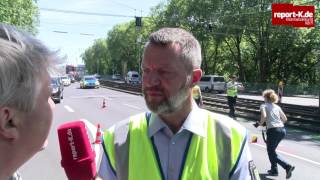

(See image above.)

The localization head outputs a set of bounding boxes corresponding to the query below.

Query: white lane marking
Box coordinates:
[123,103,142,110]
[252,143,320,167]
[70,95,112,100]
[80,119,102,167]
[64,105,74,112]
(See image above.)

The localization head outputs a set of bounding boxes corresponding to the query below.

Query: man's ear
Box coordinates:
[0,107,19,140]
[191,69,202,84]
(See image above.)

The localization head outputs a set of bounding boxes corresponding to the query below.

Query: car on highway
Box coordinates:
[50,77,64,103]
[80,76,100,89]
[94,73,101,80]
[68,74,75,83]
[61,75,71,86]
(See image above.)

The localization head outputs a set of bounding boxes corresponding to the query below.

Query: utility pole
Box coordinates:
[137,34,142,74]
[135,16,142,75]
[315,52,320,113]
[96,58,99,75]
[317,61,320,113]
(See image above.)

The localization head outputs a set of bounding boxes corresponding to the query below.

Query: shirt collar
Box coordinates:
[148,113,167,138]
[148,101,207,138]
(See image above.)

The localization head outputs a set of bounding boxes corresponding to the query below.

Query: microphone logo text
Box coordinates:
[67,128,78,160]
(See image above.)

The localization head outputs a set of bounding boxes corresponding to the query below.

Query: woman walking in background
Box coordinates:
[277,81,284,104]
[257,89,295,179]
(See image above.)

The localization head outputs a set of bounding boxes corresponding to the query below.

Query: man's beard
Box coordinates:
[143,84,190,114]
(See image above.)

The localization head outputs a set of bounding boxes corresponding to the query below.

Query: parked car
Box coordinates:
[125,71,140,84]
[199,75,226,93]
[94,73,101,80]
[80,76,100,89]
[61,76,71,86]
[50,77,63,103]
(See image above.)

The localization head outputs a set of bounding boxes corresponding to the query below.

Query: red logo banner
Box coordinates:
[272,3,315,28]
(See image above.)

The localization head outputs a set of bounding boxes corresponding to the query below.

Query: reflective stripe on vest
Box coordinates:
[180,113,219,180]
[103,112,246,179]
[102,126,116,174]
[227,85,237,97]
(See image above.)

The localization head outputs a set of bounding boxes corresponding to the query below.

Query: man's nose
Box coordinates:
[143,72,160,87]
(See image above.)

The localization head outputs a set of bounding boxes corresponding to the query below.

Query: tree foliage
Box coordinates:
[82,39,110,75]
[0,0,39,34]
[82,0,320,87]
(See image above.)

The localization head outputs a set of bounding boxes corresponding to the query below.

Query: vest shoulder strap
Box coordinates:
[111,113,149,180]
[209,111,247,177]
[113,119,130,180]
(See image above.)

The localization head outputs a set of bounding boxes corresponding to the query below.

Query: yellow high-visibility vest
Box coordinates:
[103,112,247,179]
[227,83,238,97]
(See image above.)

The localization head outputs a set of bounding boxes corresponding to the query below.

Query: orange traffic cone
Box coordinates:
[102,98,106,109]
[251,135,258,143]
[93,124,102,144]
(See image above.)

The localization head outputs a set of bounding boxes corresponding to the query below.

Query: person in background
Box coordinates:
[97,27,259,180]
[277,81,284,104]
[226,75,240,119]
[192,84,203,107]
[0,23,57,180]
[256,89,295,179]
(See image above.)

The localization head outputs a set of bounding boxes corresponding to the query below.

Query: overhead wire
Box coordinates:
[39,1,318,36]
[40,8,135,18]
[108,0,147,14]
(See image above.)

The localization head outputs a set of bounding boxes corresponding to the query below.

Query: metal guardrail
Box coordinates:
[100,80,320,133]
[202,94,319,132]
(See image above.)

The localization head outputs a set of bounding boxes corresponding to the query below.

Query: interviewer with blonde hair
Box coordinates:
[257,89,295,179]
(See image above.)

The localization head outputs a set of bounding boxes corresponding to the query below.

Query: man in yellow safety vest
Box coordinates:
[97,28,260,180]
[227,75,241,119]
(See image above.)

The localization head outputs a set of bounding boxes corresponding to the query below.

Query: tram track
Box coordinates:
[100,80,320,133]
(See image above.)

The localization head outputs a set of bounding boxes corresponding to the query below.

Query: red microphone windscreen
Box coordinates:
[57,121,96,180]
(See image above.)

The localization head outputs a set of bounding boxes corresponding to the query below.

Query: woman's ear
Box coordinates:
[0,107,19,140]
[192,69,202,84]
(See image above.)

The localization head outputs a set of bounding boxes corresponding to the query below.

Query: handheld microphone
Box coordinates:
[57,121,96,180]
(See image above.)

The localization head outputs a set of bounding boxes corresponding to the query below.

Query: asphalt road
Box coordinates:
[19,82,320,179]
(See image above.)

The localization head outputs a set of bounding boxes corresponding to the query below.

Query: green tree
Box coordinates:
[82,0,320,89]
[107,22,141,76]
[82,39,111,75]
[0,0,39,34]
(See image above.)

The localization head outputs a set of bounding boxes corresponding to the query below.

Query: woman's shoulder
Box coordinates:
[260,103,267,109]
[272,103,281,108]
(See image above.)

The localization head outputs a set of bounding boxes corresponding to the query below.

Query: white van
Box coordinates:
[126,71,140,84]
[199,75,226,93]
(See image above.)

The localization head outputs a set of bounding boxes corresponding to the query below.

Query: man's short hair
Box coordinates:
[144,27,202,72]
[0,23,56,112]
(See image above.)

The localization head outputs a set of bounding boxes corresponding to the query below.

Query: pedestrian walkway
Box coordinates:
[218,94,319,107]
[240,94,319,107]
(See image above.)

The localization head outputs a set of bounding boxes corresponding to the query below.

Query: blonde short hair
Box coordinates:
[262,89,279,103]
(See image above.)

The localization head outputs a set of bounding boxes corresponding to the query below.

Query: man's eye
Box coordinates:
[158,70,168,75]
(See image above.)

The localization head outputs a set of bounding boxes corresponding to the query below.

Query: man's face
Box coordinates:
[142,44,192,114]
[17,72,54,159]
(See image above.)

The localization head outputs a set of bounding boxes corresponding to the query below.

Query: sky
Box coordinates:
[36,0,164,65]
